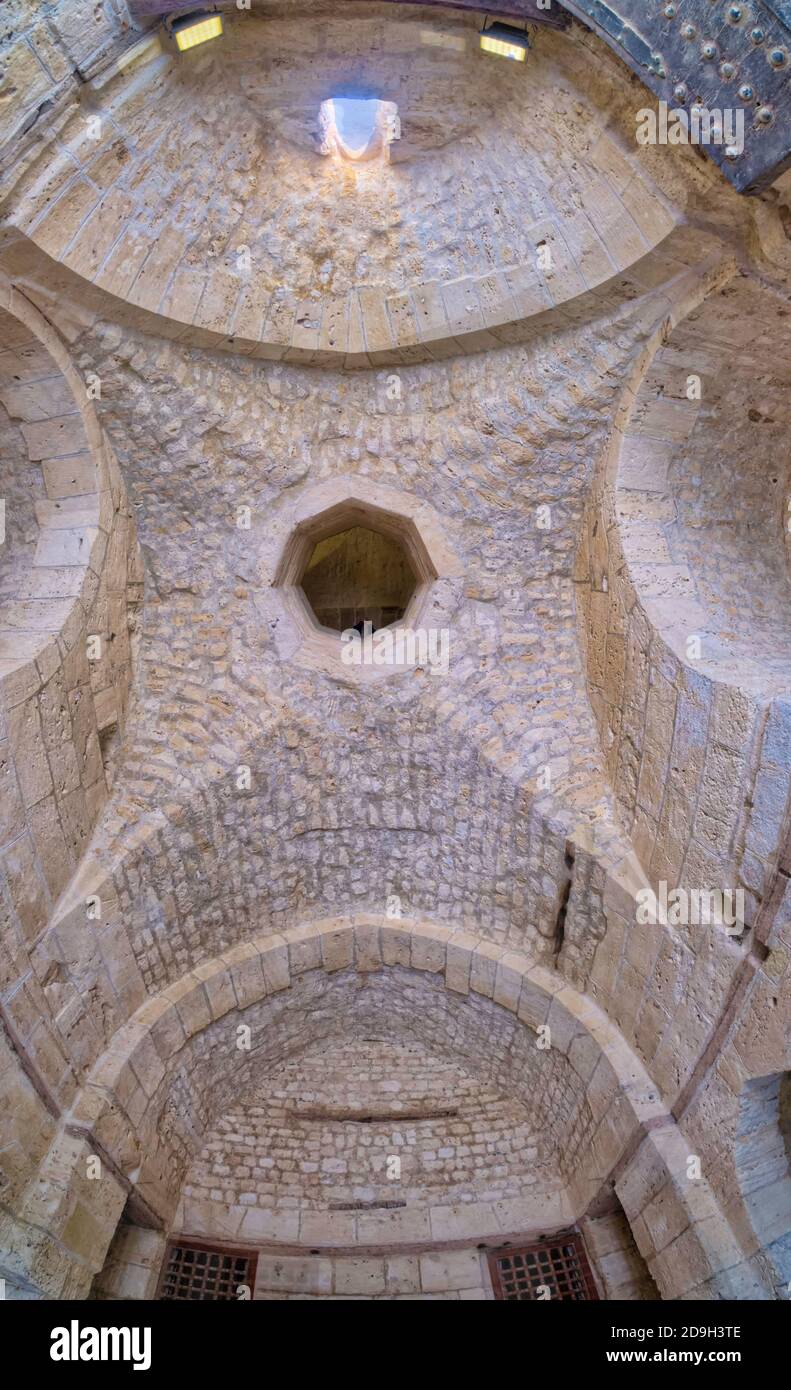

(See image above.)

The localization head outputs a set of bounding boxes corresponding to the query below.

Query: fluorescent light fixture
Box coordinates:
[480,22,530,62]
[172,12,223,52]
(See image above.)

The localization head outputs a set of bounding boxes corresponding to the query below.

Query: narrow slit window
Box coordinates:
[319,97,400,162]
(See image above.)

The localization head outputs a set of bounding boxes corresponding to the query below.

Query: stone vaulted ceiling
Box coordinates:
[124,0,791,192]
[0,0,789,1306]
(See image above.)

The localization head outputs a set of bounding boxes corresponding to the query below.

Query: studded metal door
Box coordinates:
[559,1,791,191]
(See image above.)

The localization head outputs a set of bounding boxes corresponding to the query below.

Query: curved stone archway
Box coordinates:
[0,281,120,686]
[1,0,790,1311]
[0,279,140,1287]
[0,9,687,366]
[5,916,769,1301]
[577,255,791,921]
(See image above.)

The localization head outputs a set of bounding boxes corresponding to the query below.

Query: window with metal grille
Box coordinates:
[488,1233,599,1301]
[158,1239,257,1301]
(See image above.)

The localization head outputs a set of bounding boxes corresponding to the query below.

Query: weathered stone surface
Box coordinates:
[0,0,788,1306]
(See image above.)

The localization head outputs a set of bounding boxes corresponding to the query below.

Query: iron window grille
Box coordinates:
[158,1239,257,1301]
[488,1233,599,1301]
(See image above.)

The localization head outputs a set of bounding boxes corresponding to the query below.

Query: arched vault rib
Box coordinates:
[577,252,791,932]
[0,9,690,366]
[7,917,765,1300]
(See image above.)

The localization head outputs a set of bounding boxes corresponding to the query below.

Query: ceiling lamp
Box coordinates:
[479,22,530,62]
[172,11,224,52]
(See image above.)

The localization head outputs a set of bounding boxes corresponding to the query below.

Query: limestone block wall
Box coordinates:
[93,1222,165,1301]
[0,6,697,365]
[578,272,791,921]
[589,878,791,1299]
[95,1215,655,1300]
[0,1,138,155]
[733,1073,791,1294]
[182,1038,564,1216]
[0,1029,56,1295]
[20,228,736,1056]
[145,963,601,1237]
[676,967,791,1297]
[568,215,791,1299]
[0,278,139,1292]
[613,1124,759,1300]
[37,289,670,1012]
[571,240,791,1287]
[4,919,759,1299]
[6,208,784,1301]
[0,0,788,1304]
[580,1206,659,1301]
[156,1213,655,1300]
[21,218,741,1038]
[251,1246,496,1300]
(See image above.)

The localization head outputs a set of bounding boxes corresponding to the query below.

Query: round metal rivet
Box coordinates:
[720,61,736,79]
[682,23,697,40]
[769,48,787,67]
[751,28,765,44]
[724,145,740,160]
[673,82,688,102]
[756,105,774,124]
[664,2,676,16]
[701,41,718,60]
[727,4,743,20]
[738,83,754,101]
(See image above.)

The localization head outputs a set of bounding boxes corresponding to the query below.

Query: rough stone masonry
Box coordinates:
[0,0,789,1304]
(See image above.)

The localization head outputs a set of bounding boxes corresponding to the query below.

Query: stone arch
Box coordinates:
[9,917,766,1300]
[0,9,689,366]
[0,275,140,812]
[614,276,791,700]
[0,278,140,1273]
[0,282,106,683]
[577,252,791,920]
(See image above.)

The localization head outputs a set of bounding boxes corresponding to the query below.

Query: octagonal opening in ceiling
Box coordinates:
[299,524,418,634]
[271,491,454,679]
